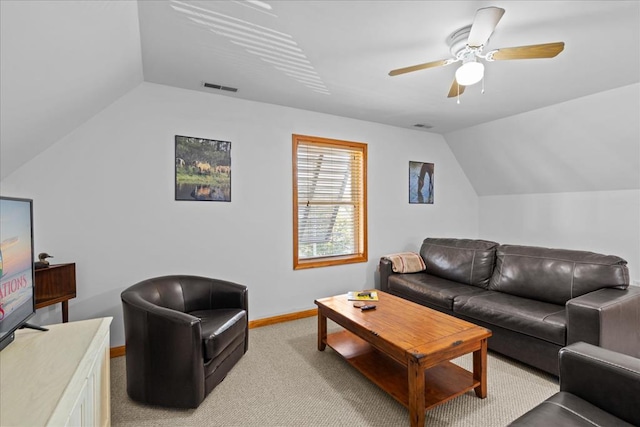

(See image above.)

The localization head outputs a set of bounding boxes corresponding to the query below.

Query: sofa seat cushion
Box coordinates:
[509,392,635,427]
[454,292,566,345]
[388,273,487,310]
[190,309,247,361]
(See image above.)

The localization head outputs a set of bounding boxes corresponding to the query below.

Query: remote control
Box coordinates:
[361,304,376,311]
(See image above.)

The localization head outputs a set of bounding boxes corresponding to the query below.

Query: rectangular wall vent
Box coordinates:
[203,82,238,92]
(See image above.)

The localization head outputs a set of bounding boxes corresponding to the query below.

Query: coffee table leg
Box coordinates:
[317,310,327,351]
[408,357,425,427]
[473,338,488,398]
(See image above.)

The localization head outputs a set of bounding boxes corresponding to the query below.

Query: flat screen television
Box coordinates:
[0,196,36,351]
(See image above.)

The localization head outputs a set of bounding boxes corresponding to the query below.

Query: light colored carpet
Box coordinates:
[111,316,558,426]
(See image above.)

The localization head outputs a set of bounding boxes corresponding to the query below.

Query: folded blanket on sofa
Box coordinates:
[385,252,426,273]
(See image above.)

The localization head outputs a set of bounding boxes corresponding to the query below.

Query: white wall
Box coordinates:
[444,84,640,196]
[479,190,640,284]
[0,82,478,346]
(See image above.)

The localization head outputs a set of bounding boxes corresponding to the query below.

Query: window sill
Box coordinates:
[294,254,368,270]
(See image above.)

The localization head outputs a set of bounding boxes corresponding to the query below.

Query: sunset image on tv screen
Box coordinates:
[0,199,33,323]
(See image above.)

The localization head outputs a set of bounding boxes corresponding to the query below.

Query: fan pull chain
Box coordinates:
[457,83,460,105]
[481,76,485,94]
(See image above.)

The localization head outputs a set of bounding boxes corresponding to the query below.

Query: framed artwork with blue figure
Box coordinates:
[409,161,434,204]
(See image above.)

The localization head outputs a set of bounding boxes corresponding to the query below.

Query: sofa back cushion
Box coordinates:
[419,238,499,288]
[489,245,629,305]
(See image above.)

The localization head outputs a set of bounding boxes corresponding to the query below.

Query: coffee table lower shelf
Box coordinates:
[326,330,480,411]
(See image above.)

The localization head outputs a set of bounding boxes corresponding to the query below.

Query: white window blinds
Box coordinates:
[293,135,367,269]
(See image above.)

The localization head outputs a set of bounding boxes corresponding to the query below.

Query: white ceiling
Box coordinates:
[1,0,639,189]
[138,1,639,133]
[0,1,143,179]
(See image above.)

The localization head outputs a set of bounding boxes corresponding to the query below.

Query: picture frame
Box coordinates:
[409,161,434,204]
[175,135,231,201]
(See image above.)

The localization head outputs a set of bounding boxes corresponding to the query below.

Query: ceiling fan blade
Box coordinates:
[490,42,565,60]
[467,7,505,47]
[389,59,450,76]
[447,80,465,98]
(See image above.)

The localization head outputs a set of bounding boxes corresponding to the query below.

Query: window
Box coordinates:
[292,134,367,269]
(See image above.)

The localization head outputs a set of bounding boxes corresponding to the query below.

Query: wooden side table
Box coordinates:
[35,263,76,322]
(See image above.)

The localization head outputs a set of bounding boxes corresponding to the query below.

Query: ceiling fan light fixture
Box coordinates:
[455,61,484,86]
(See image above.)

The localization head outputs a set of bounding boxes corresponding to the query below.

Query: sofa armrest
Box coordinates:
[566,286,640,357]
[378,257,394,292]
[559,342,640,426]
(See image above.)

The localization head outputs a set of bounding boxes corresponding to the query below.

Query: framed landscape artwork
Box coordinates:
[175,135,231,201]
[409,161,434,204]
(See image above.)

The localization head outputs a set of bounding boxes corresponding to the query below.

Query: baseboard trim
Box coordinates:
[248,308,318,329]
[110,346,126,358]
[109,308,318,358]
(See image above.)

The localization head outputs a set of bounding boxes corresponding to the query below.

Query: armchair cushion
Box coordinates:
[190,309,247,361]
[510,392,635,427]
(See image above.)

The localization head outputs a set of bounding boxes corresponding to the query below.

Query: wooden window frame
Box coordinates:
[292,134,368,270]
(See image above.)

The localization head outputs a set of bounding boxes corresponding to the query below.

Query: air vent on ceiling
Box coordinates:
[203,82,238,93]
[413,123,433,129]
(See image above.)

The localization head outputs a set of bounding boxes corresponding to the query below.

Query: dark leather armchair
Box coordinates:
[121,275,248,408]
[509,342,640,426]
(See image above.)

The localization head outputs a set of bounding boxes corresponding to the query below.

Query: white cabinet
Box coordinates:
[0,317,112,426]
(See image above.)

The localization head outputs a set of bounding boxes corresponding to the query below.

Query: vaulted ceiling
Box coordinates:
[1,1,639,193]
[137,1,639,133]
[1,1,143,179]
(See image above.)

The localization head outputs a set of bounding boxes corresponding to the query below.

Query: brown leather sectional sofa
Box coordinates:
[379,238,640,375]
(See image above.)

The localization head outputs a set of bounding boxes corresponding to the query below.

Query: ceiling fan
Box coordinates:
[389,6,565,98]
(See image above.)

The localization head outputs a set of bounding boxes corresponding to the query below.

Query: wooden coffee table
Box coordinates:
[315,291,492,427]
